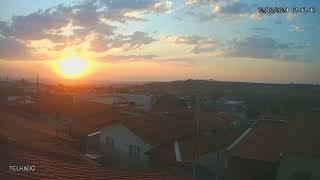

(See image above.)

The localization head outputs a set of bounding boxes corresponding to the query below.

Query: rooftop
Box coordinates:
[282,118,320,156]
[227,120,287,163]
[1,143,188,180]
[148,130,238,165]
[118,110,226,145]
[0,110,189,180]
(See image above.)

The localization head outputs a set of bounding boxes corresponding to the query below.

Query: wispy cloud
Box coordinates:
[165,35,217,54]
[97,54,158,63]
[0,0,170,61]
[90,31,156,52]
[225,35,310,61]
[185,0,257,21]
[290,25,302,32]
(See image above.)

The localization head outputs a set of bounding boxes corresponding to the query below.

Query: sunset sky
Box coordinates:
[0,0,319,83]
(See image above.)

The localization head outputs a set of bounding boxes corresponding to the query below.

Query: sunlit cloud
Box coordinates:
[90,31,156,53]
[165,35,217,54]
[290,25,303,32]
[225,35,310,61]
[185,0,257,21]
[0,0,168,61]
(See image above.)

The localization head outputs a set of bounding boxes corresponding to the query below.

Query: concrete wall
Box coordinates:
[276,153,320,180]
[99,123,151,169]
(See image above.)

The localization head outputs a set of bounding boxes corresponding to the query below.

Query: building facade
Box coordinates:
[99,123,152,169]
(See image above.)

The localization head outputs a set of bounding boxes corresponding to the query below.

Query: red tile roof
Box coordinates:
[282,119,320,155]
[0,111,100,162]
[119,111,224,145]
[227,120,287,163]
[12,98,119,137]
[217,112,238,126]
[70,108,124,137]
[1,144,188,180]
[0,111,189,180]
[23,98,111,119]
[148,130,238,165]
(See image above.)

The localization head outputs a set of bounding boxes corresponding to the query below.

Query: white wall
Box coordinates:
[99,123,152,169]
[90,93,152,111]
[197,150,227,174]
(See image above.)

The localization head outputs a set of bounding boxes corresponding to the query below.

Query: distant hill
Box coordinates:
[118,79,320,96]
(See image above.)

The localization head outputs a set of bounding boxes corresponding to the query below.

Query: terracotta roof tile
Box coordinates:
[282,119,320,155]
[0,111,189,180]
[1,151,189,180]
[148,130,238,164]
[227,120,287,162]
[120,111,223,145]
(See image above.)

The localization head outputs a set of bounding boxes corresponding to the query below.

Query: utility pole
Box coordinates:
[36,74,39,97]
[36,74,39,90]
[192,94,200,180]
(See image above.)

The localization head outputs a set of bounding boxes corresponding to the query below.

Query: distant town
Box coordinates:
[1,77,319,180]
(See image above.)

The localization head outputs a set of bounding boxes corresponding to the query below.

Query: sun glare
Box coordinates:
[56,55,90,79]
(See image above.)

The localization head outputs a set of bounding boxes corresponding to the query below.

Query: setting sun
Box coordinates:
[55,55,90,79]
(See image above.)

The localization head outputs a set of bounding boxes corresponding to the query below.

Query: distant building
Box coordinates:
[215,97,246,113]
[90,93,152,111]
[0,80,9,104]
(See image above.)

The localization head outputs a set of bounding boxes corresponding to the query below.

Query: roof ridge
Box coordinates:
[226,120,259,151]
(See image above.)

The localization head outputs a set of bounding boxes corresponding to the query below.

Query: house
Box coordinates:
[147,129,238,178]
[226,119,287,180]
[99,120,153,169]
[0,110,189,180]
[226,113,320,180]
[94,110,232,171]
[276,119,320,180]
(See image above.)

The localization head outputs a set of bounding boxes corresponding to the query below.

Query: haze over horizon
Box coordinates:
[0,0,319,84]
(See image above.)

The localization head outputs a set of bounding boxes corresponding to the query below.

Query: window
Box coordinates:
[105,136,114,147]
[129,145,140,159]
[291,172,311,180]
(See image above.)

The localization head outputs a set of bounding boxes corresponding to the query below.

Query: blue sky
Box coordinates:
[0,0,319,83]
